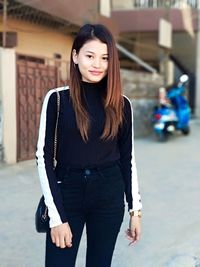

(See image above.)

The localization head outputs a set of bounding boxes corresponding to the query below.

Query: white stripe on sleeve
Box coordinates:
[124,96,142,211]
[36,87,68,227]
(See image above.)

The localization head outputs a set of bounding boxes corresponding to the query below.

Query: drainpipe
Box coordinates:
[3,0,7,48]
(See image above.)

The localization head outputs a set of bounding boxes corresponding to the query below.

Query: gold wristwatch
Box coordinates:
[129,210,142,218]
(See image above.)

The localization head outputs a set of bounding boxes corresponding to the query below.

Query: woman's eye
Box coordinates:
[86,55,93,59]
[102,57,108,61]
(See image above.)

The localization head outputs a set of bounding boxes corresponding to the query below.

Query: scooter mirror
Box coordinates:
[180,74,189,83]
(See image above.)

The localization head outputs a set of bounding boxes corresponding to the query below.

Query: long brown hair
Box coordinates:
[69,24,124,143]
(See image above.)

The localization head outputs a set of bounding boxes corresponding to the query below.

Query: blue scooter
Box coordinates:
[153,74,191,141]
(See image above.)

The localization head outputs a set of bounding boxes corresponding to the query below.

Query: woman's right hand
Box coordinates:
[51,222,73,249]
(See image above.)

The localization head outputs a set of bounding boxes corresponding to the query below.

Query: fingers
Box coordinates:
[64,233,73,248]
[125,227,141,246]
[55,235,61,248]
[125,228,136,245]
[59,235,72,249]
[51,234,56,244]
[135,226,141,241]
[126,216,142,246]
[51,232,72,248]
[50,224,73,249]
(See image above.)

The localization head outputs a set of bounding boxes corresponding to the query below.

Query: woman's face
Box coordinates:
[73,39,108,83]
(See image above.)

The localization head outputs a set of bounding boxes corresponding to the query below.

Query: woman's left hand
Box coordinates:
[125,216,141,246]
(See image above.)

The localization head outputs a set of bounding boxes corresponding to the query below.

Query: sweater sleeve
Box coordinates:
[118,96,142,211]
[36,89,67,228]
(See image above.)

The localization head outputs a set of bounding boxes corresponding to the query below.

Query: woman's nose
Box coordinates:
[92,58,100,68]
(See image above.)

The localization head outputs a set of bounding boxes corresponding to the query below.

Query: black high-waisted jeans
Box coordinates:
[45,160,125,267]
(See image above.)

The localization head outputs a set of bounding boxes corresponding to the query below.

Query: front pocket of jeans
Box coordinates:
[99,175,125,207]
[60,177,85,211]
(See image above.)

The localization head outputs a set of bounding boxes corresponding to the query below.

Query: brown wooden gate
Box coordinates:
[16,54,69,161]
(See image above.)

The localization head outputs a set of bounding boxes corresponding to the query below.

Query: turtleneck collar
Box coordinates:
[81,77,107,95]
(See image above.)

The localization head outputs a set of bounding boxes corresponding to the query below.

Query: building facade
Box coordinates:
[0,1,79,163]
[111,0,199,115]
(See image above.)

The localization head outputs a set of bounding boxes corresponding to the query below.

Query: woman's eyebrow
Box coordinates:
[85,50,108,56]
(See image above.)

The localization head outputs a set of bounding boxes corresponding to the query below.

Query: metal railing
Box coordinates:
[112,0,199,9]
[134,0,198,8]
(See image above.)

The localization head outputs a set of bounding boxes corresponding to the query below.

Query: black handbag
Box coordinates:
[35,89,60,233]
[35,196,49,233]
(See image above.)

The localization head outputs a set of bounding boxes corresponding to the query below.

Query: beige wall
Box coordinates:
[0,17,74,163]
[0,48,17,164]
[0,17,73,60]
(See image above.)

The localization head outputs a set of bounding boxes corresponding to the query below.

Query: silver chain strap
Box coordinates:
[53,89,60,170]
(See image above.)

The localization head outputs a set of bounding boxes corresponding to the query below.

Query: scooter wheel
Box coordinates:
[181,126,190,135]
[156,132,168,142]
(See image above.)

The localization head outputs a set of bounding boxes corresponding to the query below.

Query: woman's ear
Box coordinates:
[72,49,78,65]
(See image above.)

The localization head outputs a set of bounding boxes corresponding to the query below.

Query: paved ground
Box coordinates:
[0,119,200,267]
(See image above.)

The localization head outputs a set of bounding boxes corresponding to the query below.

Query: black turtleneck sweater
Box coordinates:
[36,81,142,228]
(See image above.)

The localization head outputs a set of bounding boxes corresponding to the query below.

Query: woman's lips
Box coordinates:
[89,71,103,76]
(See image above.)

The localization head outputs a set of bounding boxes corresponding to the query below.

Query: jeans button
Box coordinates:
[85,169,91,175]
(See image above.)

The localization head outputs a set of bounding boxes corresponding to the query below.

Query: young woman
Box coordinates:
[36,23,142,267]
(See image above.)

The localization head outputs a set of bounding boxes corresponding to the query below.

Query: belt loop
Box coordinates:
[58,167,70,184]
[114,159,120,171]
[96,166,105,179]
[65,166,70,177]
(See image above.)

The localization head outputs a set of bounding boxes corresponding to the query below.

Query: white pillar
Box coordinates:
[0,48,17,163]
[195,8,200,117]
